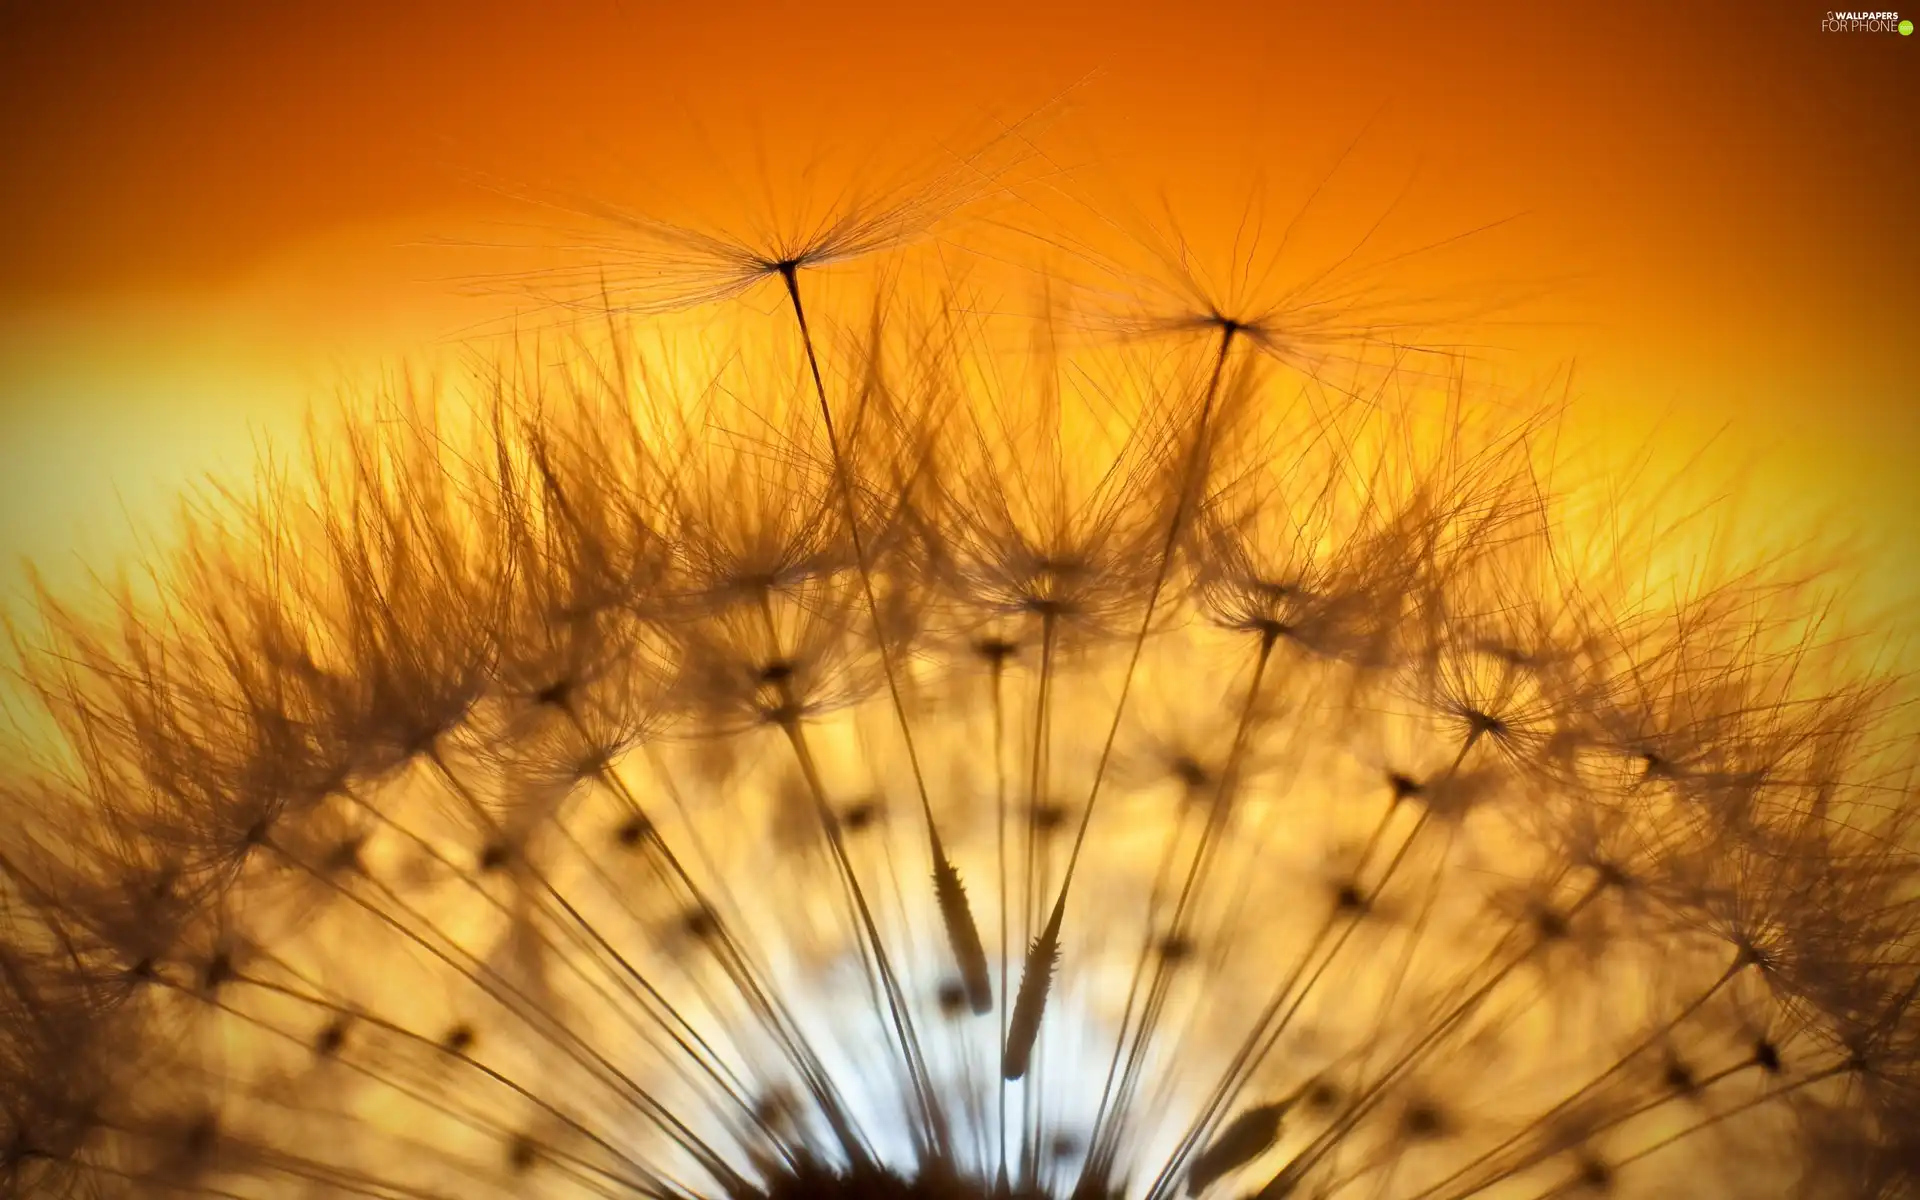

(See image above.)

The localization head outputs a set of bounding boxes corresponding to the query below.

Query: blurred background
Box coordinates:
[1,0,1914,645]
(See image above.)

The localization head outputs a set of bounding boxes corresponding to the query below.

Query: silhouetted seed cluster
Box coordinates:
[2,148,1918,1200]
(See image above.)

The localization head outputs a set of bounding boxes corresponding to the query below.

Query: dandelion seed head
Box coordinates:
[3,143,1917,1200]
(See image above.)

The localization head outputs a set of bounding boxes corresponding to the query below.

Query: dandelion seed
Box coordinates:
[1186,1100,1290,1196]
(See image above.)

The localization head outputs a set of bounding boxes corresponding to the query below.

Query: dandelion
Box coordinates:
[2,147,1917,1200]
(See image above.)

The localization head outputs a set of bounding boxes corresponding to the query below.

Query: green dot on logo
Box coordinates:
[1903,17,1915,33]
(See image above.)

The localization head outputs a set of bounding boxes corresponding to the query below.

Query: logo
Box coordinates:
[1821,10,1910,30]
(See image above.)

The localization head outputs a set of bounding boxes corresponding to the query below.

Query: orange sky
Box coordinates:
[0,0,1916,630]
